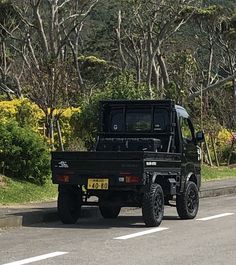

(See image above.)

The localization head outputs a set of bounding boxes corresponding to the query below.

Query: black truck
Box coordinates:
[51,100,204,227]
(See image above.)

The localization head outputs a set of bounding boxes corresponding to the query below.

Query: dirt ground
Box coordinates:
[0,175,6,187]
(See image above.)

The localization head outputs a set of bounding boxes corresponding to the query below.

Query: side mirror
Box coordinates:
[196,131,204,143]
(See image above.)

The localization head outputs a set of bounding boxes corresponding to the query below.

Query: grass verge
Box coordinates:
[202,165,236,181]
[0,175,57,205]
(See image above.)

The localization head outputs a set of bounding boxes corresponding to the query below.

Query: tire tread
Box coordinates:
[176,181,199,219]
[142,183,164,227]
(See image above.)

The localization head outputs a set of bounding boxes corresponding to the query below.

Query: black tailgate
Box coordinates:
[51,151,144,186]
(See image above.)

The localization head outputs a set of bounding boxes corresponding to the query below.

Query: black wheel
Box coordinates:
[57,185,82,224]
[99,205,121,219]
[142,183,164,227]
[176,181,199,219]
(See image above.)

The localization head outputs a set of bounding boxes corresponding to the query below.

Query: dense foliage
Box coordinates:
[0,122,50,184]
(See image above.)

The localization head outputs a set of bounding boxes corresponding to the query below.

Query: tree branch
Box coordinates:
[0,82,15,94]
[189,72,236,99]
[31,1,49,56]
[58,0,71,10]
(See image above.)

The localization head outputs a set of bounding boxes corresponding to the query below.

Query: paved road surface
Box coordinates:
[0,194,235,265]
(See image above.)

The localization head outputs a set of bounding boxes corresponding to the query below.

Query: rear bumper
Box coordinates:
[52,172,145,188]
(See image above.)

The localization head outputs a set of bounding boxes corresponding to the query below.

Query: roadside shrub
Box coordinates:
[16,100,43,129]
[204,127,233,164]
[0,99,80,150]
[214,128,233,163]
[0,99,22,122]
[0,122,50,185]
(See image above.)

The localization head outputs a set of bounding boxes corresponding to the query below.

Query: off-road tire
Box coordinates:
[142,183,164,227]
[176,181,199,219]
[99,205,121,219]
[57,185,82,224]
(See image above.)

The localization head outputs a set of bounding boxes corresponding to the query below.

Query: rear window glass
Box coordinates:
[154,109,169,131]
[110,109,123,131]
[107,107,170,132]
[126,109,152,132]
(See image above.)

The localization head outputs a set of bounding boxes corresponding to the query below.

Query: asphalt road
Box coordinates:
[0,194,236,265]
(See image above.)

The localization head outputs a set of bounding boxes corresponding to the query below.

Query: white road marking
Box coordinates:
[197,213,235,221]
[1,252,68,265]
[114,227,168,240]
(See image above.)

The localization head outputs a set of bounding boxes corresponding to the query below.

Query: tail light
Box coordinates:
[125,176,139,184]
[57,175,70,183]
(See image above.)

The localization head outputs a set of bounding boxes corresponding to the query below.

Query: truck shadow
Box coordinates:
[9,206,180,229]
[28,214,180,230]
[20,206,180,229]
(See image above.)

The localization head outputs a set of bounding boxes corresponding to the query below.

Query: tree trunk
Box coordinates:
[136,58,141,84]
[157,48,170,90]
[56,119,64,151]
[206,42,214,86]
[147,57,154,98]
[14,77,22,98]
[69,25,85,96]
[146,33,154,98]
[205,137,213,167]
[116,10,127,71]
[211,135,219,167]
[152,60,160,97]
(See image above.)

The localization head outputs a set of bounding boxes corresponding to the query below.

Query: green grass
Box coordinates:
[202,165,236,181]
[0,175,57,205]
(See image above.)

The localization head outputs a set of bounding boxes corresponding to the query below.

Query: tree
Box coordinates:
[115,0,201,98]
[0,0,99,146]
[188,7,236,128]
[0,0,23,99]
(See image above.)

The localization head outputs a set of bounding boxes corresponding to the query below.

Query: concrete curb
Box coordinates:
[0,206,100,229]
[200,186,236,198]
[1,185,236,229]
[0,215,22,229]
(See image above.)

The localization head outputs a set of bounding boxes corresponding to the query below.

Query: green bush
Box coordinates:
[15,100,41,129]
[71,73,149,149]
[0,122,50,184]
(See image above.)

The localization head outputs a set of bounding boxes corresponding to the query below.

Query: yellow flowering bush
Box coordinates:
[54,107,80,118]
[0,99,81,150]
[0,99,22,121]
[54,107,81,149]
[217,128,233,147]
[0,99,43,128]
[205,127,233,164]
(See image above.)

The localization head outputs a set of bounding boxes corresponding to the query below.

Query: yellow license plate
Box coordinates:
[87,179,109,190]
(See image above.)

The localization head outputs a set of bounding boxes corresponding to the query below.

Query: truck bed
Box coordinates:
[51,151,181,188]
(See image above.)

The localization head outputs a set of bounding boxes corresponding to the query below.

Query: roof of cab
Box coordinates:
[100,99,173,106]
[175,105,189,118]
[100,99,189,118]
